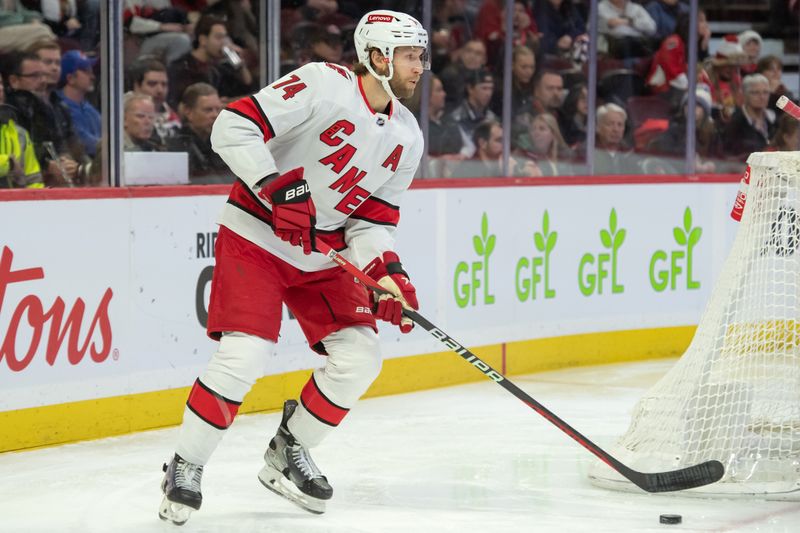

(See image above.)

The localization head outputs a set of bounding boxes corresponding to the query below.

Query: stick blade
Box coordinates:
[627,460,725,493]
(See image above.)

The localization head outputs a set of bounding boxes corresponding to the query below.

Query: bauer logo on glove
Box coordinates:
[258,168,317,255]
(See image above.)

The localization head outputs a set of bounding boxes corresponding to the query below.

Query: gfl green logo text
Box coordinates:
[454,213,496,307]
[516,210,557,301]
[649,207,701,291]
[579,208,625,296]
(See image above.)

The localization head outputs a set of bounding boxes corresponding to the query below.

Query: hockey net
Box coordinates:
[589,152,800,499]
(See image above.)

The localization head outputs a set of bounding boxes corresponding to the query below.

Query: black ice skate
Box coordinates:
[258,399,333,514]
[158,453,203,526]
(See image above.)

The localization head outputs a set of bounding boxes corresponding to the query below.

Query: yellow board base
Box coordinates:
[0,326,696,453]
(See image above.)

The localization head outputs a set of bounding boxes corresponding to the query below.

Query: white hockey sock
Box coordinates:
[289,326,382,448]
[175,332,274,465]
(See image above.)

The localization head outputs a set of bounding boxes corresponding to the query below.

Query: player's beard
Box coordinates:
[389,76,416,99]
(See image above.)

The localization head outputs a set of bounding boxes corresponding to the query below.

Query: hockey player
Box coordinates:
[158,10,428,525]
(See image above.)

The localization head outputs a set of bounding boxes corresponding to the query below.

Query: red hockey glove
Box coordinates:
[363,251,419,333]
[258,167,316,255]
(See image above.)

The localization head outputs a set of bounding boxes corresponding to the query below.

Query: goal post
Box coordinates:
[588,152,800,499]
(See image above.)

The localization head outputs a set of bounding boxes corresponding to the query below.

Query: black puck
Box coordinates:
[660,514,682,525]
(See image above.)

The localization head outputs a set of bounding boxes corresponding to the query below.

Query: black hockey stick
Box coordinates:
[317,242,724,493]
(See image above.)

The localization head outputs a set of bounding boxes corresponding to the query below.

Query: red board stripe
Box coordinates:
[299,375,349,427]
[186,379,241,430]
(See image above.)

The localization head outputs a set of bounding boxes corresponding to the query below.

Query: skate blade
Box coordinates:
[258,464,326,515]
[158,496,194,526]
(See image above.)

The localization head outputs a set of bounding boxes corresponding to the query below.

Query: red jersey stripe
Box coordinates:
[350,195,400,226]
[225,96,275,142]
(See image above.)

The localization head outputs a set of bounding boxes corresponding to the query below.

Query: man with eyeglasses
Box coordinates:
[723,73,776,158]
[4,51,88,186]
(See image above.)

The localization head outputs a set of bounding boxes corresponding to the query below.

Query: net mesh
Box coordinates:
[589,152,800,499]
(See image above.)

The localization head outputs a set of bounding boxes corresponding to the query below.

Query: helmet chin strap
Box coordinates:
[365,59,397,102]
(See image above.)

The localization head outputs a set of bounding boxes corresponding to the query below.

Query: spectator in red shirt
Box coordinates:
[646,9,710,96]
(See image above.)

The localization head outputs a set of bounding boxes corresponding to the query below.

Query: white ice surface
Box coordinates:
[2,359,800,533]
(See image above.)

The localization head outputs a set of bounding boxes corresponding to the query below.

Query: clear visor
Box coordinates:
[391,46,431,71]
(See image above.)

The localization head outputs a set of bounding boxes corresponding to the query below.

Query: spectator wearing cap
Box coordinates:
[58,50,100,157]
[738,30,762,75]
[723,73,776,158]
[447,68,498,158]
[705,35,747,124]
[167,14,254,109]
[439,39,487,112]
[598,0,657,58]
[647,87,721,172]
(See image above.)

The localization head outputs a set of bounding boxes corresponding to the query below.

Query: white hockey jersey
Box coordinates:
[210,61,424,272]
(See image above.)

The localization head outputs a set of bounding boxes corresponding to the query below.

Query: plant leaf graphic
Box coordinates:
[473,235,484,255]
[688,227,702,246]
[600,229,612,248]
[485,235,496,255]
[684,207,692,233]
[674,227,687,246]
[546,232,557,252]
[534,233,546,252]
[614,228,626,248]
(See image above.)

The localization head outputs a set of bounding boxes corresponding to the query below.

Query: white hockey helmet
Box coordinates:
[354,10,429,97]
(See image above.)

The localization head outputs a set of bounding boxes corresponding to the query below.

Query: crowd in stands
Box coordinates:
[0,0,798,188]
[0,0,256,188]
